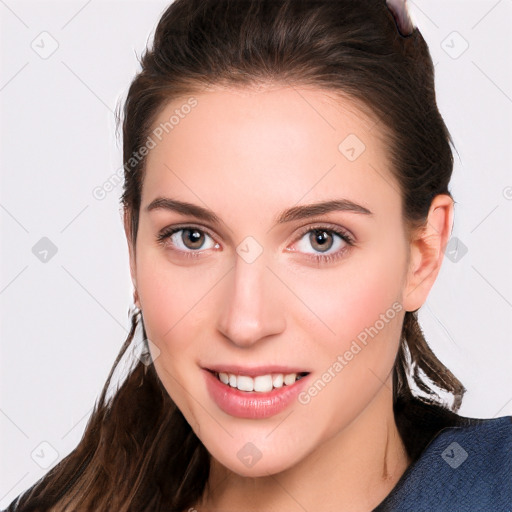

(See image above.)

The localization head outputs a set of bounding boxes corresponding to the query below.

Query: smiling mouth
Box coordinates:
[208,370,310,393]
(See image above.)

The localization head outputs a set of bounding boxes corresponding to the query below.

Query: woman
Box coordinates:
[5,0,511,510]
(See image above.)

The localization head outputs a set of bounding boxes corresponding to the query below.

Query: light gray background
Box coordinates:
[1,0,511,506]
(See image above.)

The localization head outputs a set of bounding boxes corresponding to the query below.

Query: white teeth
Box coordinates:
[254,375,273,392]
[272,374,284,388]
[284,373,297,386]
[237,375,254,392]
[215,371,306,392]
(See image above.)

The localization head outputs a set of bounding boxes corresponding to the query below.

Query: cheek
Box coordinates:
[135,258,204,419]
[134,251,205,377]
[291,248,407,434]
[291,242,407,348]
[135,245,213,339]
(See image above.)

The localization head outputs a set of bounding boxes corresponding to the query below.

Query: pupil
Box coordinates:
[310,230,333,252]
[183,229,204,249]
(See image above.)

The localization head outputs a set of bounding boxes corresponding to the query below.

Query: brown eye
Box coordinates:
[290,225,354,263]
[157,226,218,254]
[181,228,206,250]
[309,230,334,253]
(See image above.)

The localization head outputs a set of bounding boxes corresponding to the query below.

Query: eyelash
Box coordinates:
[292,224,355,264]
[156,223,355,265]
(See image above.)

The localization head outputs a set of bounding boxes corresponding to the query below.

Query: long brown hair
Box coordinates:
[6,1,467,510]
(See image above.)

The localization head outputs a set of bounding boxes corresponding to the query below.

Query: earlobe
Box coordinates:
[402,194,454,312]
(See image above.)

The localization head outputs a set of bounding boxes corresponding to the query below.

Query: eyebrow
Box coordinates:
[145,197,373,225]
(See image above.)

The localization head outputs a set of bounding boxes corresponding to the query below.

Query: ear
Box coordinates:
[402,194,454,312]
[123,209,140,308]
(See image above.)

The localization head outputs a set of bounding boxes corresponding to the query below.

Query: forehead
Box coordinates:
[141,86,401,220]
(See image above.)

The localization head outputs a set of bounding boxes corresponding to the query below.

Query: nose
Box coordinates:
[216,252,286,348]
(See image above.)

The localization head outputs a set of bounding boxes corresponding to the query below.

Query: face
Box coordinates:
[128,85,415,477]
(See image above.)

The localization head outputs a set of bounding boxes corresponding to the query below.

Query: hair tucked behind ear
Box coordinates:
[392,310,468,460]
[6,1,468,510]
[396,311,465,412]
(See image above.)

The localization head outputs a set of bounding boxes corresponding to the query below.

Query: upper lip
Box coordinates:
[203,365,311,377]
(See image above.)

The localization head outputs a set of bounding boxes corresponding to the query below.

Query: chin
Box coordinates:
[197,424,319,479]
[213,449,301,478]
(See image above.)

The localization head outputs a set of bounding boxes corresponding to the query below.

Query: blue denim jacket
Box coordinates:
[373,415,512,511]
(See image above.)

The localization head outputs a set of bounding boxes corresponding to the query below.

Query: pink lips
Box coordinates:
[203,368,311,419]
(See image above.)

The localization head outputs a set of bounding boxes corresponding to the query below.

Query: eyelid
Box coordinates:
[157,223,218,242]
[290,222,355,246]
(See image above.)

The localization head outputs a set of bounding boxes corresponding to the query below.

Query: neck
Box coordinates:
[194,374,411,512]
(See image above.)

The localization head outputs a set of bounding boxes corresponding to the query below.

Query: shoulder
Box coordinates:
[374,414,512,511]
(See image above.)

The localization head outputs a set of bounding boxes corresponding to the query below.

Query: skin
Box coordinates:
[124,85,454,511]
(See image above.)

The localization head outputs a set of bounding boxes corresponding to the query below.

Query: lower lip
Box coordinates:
[203,369,311,419]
